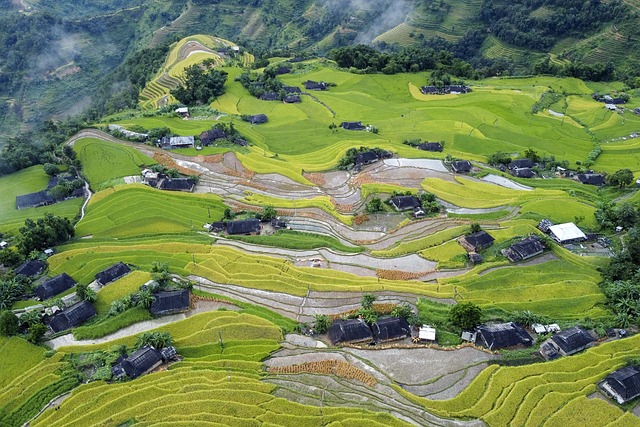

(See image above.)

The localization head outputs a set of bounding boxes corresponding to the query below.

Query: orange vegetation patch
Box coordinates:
[330,303,396,321]
[153,152,202,176]
[199,154,223,163]
[268,360,377,387]
[353,213,369,225]
[303,172,326,186]
[376,269,435,281]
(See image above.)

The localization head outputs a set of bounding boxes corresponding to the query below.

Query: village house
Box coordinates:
[371,317,411,343]
[199,128,227,146]
[157,177,196,192]
[95,262,131,286]
[112,345,164,379]
[355,151,379,168]
[459,231,495,252]
[16,191,55,209]
[303,80,328,91]
[149,289,191,316]
[48,300,97,333]
[502,235,545,262]
[540,326,594,360]
[417,142,443,152]
[328,319,373,345]
[14,260,47,278]
[259,92,279,101]
[475,322,533,350]
[159,136,195,150]
[451,160,472,173]
[420,86,439,95]
[247,114,268,125]
[340,121,366,131]
[284,95,301,103]
[0,241,8,250]
[537,219,554,233]
[548,222,586,244]
[283,85,301,94]
[175,107,189,118]
[275,66,291,75]
[600,366,640,404]
[225,219,261,235]
[468,252,484,264]
[389,195,421,212]
[34,273,76,300]
[576,173,604,186]
[511,167,535,178]
[508,159,534,170]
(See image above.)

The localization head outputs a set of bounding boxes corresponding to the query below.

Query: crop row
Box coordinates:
[268,360,377,387]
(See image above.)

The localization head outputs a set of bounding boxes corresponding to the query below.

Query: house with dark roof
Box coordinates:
[355,151,379,168]
[48,301,97,333]
[446,85,471,94]
[116,345,164,379]
[259,92,279,101]
[16,191,55,209]
[199,129,227,146]
[95,262,131,286]
[576,173,604,186]
[371,317,411,343]
[389,195,421,212]
[34,273,76,300]
[340,121,366,131]
[502,236,545,262]
[149,289,190,316]
[159,136,195,149]
[283,85,301,94]
[417,142,443,152]
[226,219,261,235]
[460,231,495,252]
[508,159,534,170]
[475,322,533,350]
[284,95,301,103]
[537,219,554,233]
[451,160,472,173]
[158,177,196,192]
[14,260,46,277]
[511,168,535,178]
[247,114,268,125]
[303,80,328,91]
[420,86,440,95]
[328,319,373,344]
[547,326,594,357]
[600,366,640,404]
[275,66,291,75]
[469,253,484,264]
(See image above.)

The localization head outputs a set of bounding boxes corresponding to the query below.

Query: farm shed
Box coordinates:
[160,136,194,149]
[417,142,443,152]
[355,151,379,168]
[48,301,97,333]
[419,325,436,341]
[340,121,366,131]
[14,260,47,278]
[451,160,472,173]
[15,191,55,209]
[150,289,191,316]
[283,85,301,94]
[95,262,131,286]
[576,173,604,186]
[303,80,328,91]
[502,235,545,262]
[284,95,301,103]
[158,177,196,192]
[389,195,421,211]
[420,86,440,94]
[446,85,470,94]
[259,92,279,101]
[115,345,164,379]
[247,114,268,124]
[469,252,483,264]
[511,167,534,178]
[600,366,640,404]
[548,223,587,244]
[0,241,8,249]
[200,129,226,145]
[372,317,411,343]
[460,231,495,252]
[475,322,533,350]
[34,273,76,300]
[226,219,261,235]
[328,319,373,345]
[537,219,554,233]
[548,326,594,356]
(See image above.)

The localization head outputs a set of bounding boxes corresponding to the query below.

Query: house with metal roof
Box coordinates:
[502,236,545,262]
[157,177,196,192]
[600,366,640,404]
[576,173,604,186]
[475,322,533,350]
[451,160,472,173]
[16,191,55,209]
[34,273,76,300]
[114,345,164,379]
[417,142,443,152]
[545,326,594,358]
[159,136,195,149]
[328,319,373,345]
[340,121,366,131]
[150,290,190,316]
[548,223,587,244]
[95,262,131,286]
[372,317,411,343]
[48,301,97,333]
[225,219,261,235]
[247,114,268,124]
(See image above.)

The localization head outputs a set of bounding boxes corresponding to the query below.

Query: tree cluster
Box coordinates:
[16,214,74,256]
[235,67,285,99]
[595,201,639,230]
[171,65,228,105]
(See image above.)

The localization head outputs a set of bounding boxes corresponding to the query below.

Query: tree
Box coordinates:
[19,309,42,328]
[0,310,20,336]
[137,288,154,309]
[27,323,47,343]
[365,197,384,213]
[76,283,96,302]
[449,302,482,330]
[43,163,60,176]
[361,293,376,310]
[16,214,74,256]
[151,262,171,288]
[170,65,228,105]
[469,223,481,234]
[608,168,634,188]
[135,331,173,350]
[314,314,331,334]
[260,206,277,221]
[487,151,512,166]
[524,148,540,162]
[223,208,234,220]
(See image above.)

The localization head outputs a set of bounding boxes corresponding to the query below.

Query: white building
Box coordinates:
[548,222,586,244]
